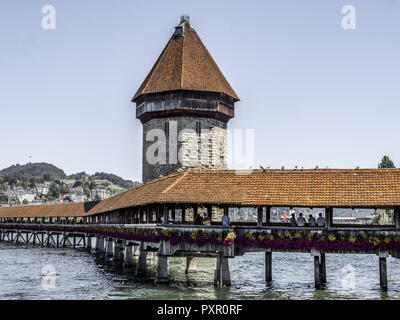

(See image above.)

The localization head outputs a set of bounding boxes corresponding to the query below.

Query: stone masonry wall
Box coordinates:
[142,116,227,182]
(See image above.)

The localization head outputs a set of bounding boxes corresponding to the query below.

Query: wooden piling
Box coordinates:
[136,245,148,277]
[214,254,231,286]
[314,255,321,289]
[112,240,123,265]
[123,243,134,268]
[185,256,197,274]
[379,256,388,291]
[155,255,169,283]
[320,253,326,284]
[265,251,272,282]
[106,238,114,257]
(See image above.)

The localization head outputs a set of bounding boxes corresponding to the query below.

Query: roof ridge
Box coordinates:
[162,170,190,194]
[190,28,224,93]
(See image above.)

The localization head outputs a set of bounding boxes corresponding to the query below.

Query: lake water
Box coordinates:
[1,242,400,300]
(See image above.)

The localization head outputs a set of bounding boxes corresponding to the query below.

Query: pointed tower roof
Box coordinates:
[132,16,239,102]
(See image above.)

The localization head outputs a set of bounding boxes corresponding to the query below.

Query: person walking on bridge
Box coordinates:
[297,213,306,227]
[222,212,230,226]
[290,213,297,226]
[308,214,316,226]
[317,213,326,227]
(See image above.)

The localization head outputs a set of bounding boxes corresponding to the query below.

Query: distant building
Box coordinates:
[36,183,50,195]
[70,193,87,203]
[19,192,36,203]
[5,189,35,204]
[90,188,111,200]
[72,186,84,194]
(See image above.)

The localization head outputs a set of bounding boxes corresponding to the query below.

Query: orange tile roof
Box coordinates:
[132,19,239,101]
[1,169,400,218]
[90,168,400,215]
[0,201,98,219]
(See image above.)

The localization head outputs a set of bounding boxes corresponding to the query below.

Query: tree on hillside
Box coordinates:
[29,177,37,188]
[48,183,60,198]
[0,195,8,204]
[378,156,396,168]
[73,180,82,188]
[83,186,91,197]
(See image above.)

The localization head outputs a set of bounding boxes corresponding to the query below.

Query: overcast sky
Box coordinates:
[0,0,399,182]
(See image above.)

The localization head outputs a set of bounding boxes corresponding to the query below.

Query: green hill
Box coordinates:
[0,162,137,189]
[0,162,66,180]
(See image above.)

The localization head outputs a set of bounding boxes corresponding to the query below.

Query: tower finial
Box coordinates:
[180,15,190,23]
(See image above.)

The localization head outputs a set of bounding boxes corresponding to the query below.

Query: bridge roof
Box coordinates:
[1,169,400,218]
[0,201,98,219]
[89,168,400,215]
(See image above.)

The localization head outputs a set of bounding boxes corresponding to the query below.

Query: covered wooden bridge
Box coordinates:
[1,168,400,289]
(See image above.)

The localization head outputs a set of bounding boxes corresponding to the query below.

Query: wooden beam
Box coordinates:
[394,207,400,230]
[257,206,263,227]
[207,204,212,219]
[265,251,272,282]
[325,207,333,229]
[265,206,271,226]
[182,205,186,223]
[379,256,388,291]
[163,204,168,225]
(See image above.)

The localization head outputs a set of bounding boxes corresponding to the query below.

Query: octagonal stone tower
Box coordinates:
[132,16,239,182]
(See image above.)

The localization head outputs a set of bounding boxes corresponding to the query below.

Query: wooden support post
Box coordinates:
[95,236,101,251]
[394,207,400,230]
[214,255,221,286]
[320,253,326,284]
[171,205,176,223]
[62,233,68,247]
[221,256,231,286]
[156,255,169,283]
[314,255,321,289]
[106,238,114,257]
[185,256,197,274]
[162,204,168,225]
[379,252,388,291]
[214,254,231,286]
[136,245,148,277]
[112,240,123,265]
[266,206,271,226]
[325,207,333,229]
[86,235,92,250]
[138,207,143,224]
[182,205,186,224]
[207,204,212,220]
[257,206,263,227]
[46,232,51,246]
[123,243,134,269]
[265,250,272,282]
